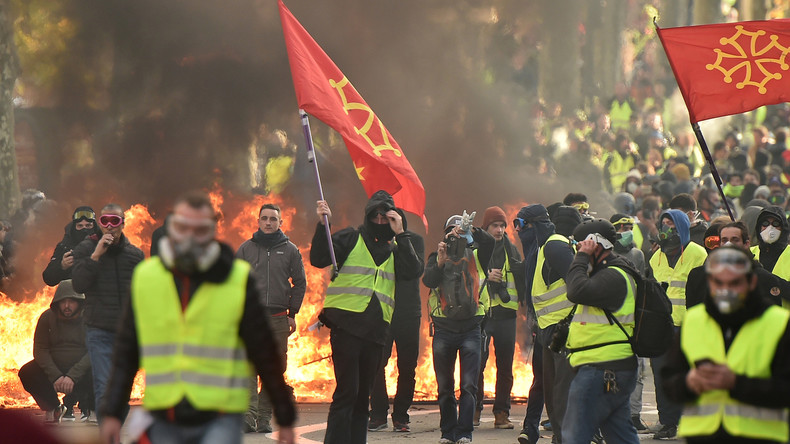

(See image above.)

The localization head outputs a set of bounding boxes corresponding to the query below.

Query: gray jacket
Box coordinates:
[236,231,306,316]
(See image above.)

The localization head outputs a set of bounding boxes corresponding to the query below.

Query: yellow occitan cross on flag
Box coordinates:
[705,25,790,94]
[657,18,790,123]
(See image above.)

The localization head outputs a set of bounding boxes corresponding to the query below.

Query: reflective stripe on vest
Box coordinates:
[567,267,636,367]
[649,242,707,325]
[532,234,574,329]
[324,235,396,323]
[132,257,253,412]
[477,249,519,311]
[678,305,790,441]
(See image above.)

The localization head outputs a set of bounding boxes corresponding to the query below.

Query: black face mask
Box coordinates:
[659,233,681,252]
[368,222,395,241]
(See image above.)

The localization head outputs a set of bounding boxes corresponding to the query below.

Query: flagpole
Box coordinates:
[300,109,339,277]
[691,123,735,221]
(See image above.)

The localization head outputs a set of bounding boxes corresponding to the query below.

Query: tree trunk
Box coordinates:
[0,2,20,219]
[740,0,768,21]
[661,0,692,27]
[692,0,723,25]
[538,0,583,115]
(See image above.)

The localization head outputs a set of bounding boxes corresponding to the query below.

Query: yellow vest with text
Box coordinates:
[428,249,488,318]
[132,257,253,412]
[650,242,707,325]
[566,266,636,367]
[678,304,790,442]
[479,248,518,311]
[532,234,575,329]
[324,235,396,323]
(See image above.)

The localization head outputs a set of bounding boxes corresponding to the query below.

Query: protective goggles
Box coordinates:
[169,214,216,243]
[513,214,548,229]
[98,214,124,228]
[705,248,752,275]
[612,216,635,227]
[704,235,720,250]
[761,219,782,228]
[73,210,95,221]
[572,202,590,213]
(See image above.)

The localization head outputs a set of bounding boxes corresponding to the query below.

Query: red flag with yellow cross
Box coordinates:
[278,0,427,228]
[657,19,790,123]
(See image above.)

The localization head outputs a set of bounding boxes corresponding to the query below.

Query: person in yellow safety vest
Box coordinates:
[562,219,641,444]
[649,209,708,440]
[474,206,526,430]
[609,82,634,133]
[532,205,583,442]
[602,134,639,194]
[423,213,495,444]
[311,191,423,444]
[99,191,296,444]
[661,246,790,444]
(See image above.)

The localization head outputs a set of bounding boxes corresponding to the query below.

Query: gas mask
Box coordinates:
[658,225,681,251]
[761,226,782,244]
[161,215,220,274]
[711,288,746,314]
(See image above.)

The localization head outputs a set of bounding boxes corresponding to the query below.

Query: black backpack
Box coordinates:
[607,269,674,357]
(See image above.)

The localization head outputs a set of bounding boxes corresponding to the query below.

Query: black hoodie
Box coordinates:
[755,206,790,273]
[42,219,102,286]
[310,191,423,344]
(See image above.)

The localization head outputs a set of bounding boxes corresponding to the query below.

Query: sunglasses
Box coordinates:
[704,235,720,250]
[99,214,124,228]
[761,219,782,228]
[73,210,96,221]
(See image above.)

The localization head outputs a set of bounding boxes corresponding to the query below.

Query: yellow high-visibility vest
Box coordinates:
[532,234,575,329]
[650,242,707,325]
[566,266,636,367]
[133,257,253,412]
[324,235,396,323]
[678,304,790,442]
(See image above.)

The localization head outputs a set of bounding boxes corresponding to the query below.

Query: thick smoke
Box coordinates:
[20,0,595,244]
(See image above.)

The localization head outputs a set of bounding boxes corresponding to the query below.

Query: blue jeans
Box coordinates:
[86,326,127,424]
[563,365,639,444]
[432,326,482,442]
[145,413,243,444]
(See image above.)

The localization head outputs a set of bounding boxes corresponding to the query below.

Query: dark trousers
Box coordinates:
[540,325,574,443]
[324,329,383,444]
[18,360,94,412]
[476,315,516,414]
[433,326,482,443]
[651,329,683,428]
[521,331,545,443]
[369,314,420,424]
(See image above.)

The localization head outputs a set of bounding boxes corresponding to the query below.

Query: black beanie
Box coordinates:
[552,205,583,237]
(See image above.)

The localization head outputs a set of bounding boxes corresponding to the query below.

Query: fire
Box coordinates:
[0,190,535,408]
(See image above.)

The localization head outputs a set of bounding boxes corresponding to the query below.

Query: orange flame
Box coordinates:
[0,191,534,407]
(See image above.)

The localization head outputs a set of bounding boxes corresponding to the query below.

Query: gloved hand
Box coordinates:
[459,210,476,245]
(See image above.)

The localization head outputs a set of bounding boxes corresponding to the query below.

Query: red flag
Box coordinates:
[278,0,427,228]
[657,19,790,123]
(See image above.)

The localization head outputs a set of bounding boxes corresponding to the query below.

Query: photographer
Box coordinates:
[475,206,525,429]
[530,205,583,443]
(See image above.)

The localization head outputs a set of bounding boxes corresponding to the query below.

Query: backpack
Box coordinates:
[607,269,674,357]
[436,237,481,320]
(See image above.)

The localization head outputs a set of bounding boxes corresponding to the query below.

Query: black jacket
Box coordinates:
[71,234,144,331]
[42,221,101,287]
[662,291,790,444]
[755,206,790,273]
[309,191,423,345]
[686,259,790,308]
[101,242,296,426]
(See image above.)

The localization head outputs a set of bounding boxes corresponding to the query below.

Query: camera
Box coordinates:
[549,315,573,353]
[487,281,511,303]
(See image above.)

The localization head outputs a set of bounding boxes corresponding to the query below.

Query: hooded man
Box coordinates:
[42,206,101,287]
[18,280,94,423]
[474,206,525,429]
[661,247,790,444]
[649,208,708,439]
[236,203,306,433]
[515,204,554,444]
[752,206,790,291]
[669,193,708,248]
[311,190,423,444]
[530,205,583,443]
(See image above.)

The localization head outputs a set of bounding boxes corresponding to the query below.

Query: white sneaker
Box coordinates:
[438,438,455,444]
[457,438,473,444]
